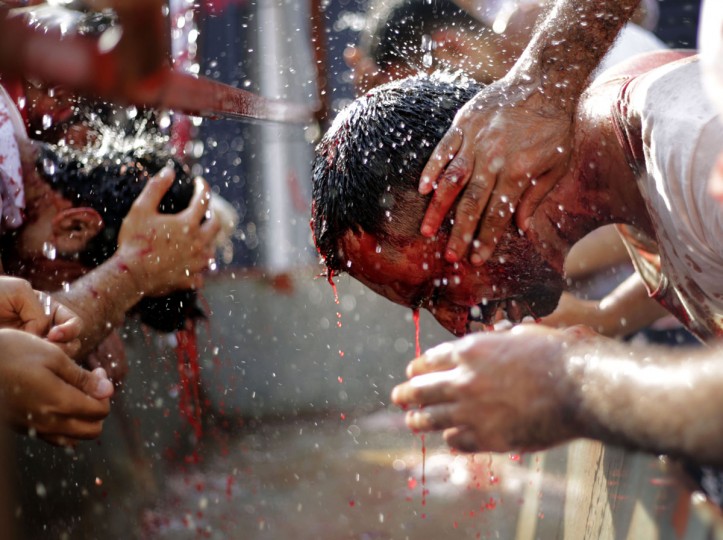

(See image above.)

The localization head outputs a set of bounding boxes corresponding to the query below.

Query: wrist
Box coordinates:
[105,252,146,304]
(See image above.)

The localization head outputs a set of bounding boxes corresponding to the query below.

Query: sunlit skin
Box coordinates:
[0,278,113,447]
[337,60,653,336]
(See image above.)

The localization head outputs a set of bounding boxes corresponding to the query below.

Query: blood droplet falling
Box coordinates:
[174,321,203,439]
[412,308,427,514]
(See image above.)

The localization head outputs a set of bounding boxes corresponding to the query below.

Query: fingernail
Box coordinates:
[95,377,113,397]
[94,367,108,379]
[421,224,433,237]
[522,217,531,230]
[470,253,483,266]
[419,177,431,194]
[444,248,459,263]
[478,246,492,262]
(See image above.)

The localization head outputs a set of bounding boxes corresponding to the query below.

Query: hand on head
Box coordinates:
[418,76,573,266]
[0,276,82,356]
[0,328,112,447]
[115,166,221,297]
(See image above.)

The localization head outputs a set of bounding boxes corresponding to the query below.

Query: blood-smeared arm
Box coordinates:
[52,166,220,358]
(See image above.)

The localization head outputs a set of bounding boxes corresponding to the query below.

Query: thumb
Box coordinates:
[134,165,175,211]
[515,167,561,231]
[54,354,114,400]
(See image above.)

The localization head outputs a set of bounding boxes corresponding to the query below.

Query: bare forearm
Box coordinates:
[597,273,669,336]
[514,0,641,113]
[566,340,723,466]
[52,253,143,359]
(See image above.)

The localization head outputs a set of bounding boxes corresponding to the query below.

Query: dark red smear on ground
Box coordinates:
[412,308,427,516]
[175,320,203,439]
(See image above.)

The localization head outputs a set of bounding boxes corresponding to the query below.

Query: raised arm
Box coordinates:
[392,325,723,467]
[420,0,640,265]
[53,167,219,358]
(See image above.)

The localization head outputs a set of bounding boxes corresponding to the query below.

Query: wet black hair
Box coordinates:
[360,0,486,71]
[311,72,480,272]
[37,144,204,333]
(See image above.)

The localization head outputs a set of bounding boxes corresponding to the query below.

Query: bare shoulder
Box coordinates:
[591,50,698,87]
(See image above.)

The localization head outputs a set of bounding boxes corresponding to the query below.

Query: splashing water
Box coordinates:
[421,35,434,69]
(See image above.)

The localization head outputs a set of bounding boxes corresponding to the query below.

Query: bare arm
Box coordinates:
[540,273,669,337]
[570,337,723,467]
[392,325,723,467]
[420,0,641,264]
[53,167,219,358]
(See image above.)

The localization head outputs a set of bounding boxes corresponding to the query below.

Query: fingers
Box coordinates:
[443,426,480,453]
[46,300,82,345]
[446,157,495,262]
[405,404,459,432]
[391,369,460,407]
[51,353,114,405]
[183,177,212,225]
[418,129,470,238]
[405,342,457,377]
[515,166,561,231]
[36,416,106,444]
[0,277,49,335]
[134,166,175,212]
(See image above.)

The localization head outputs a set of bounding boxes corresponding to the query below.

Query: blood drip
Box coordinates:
[328,269,348,421]
[174,320,203,439]
[412,308,427,515]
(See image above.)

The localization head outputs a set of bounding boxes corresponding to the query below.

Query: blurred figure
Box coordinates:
[700,0,723,204]
[0,5,118,146]
[347,0,663,95]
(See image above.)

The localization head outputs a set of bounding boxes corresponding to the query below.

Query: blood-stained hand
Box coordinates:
[419,75,573,265]
[391,324,594,453]
[0,328,113,447]
[0,276,82,356]
[116,166,221,297]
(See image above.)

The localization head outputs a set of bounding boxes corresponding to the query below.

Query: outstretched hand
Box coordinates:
[391,324,594,453]
[419,72,575,265]
[0,329,113,446]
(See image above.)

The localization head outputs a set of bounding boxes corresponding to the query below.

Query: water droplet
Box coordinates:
[41,157,56,177]
[42,242,57,260]
[42,114,52,130]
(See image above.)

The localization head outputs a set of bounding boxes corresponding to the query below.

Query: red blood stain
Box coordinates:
[225,475,234,499]
[413,308,427,515]
[174,321,203,439]
[348,500,355,507]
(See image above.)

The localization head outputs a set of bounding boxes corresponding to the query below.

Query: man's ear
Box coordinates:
[51,207,104,254]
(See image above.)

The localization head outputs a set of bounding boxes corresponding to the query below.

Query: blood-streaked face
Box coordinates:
[338,228,564,336]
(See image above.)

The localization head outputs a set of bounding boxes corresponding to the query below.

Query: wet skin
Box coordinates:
[338,226,564,336]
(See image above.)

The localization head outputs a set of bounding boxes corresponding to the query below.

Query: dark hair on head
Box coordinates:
[360,0,486,71]
[311,71,481,272]
[37,140,204,333]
